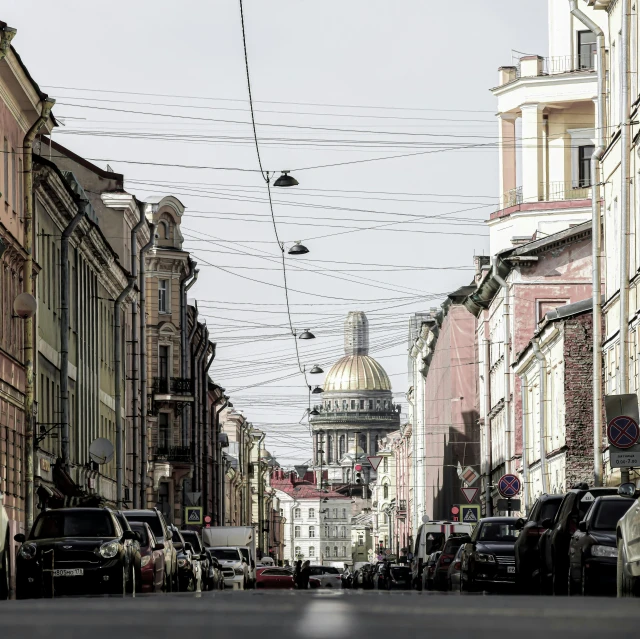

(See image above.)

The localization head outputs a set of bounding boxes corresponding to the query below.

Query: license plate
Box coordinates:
[507,566,515,574]
[53,568,83,577]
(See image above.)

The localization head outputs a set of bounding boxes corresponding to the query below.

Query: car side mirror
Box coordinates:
[618,482,637,498]
[155,543,165,551]
[14,533,25,544]
[122,530,137,541]
[578,521,587,533]
[516,518,526,529]
[541,518,553,529]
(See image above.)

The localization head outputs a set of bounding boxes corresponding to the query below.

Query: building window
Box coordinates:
[309,547,315,557]
[368,399,373,410]
[331,526,336,538]
[335,400,339,409]
[3,138,7,202]
[333,546,338,558]
[351,399,356,410]
[358,534,364,546]
[308,508,315,519]
[158,345,169,393]
[578,145,594,187]
[340,526,346,538]
[332,508,338,519]
[158,279,168,313]
[339,435,346,458]
[383,457,388,473]
[327,434,333,463]
[376,399,381,411]
[324,525,329,536]
[383,484,389,499]
[324,547,330,558]
[577,30,596,69]
[295,546,301,557]
[294,508,301,519]
[342,400,348,410]
[341,546,346,557]
[309,526,315,538]
[359,399,364,409]
[159,413,170,449]
[294,526,301,538]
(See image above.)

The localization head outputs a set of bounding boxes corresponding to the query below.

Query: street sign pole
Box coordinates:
[605,394,640,484]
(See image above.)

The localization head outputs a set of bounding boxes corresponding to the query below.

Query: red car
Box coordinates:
[129,521,166,593]
[255,567,321,589]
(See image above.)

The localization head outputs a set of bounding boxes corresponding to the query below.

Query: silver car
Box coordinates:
[308,565,342,588]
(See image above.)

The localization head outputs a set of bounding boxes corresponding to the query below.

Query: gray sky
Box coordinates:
[3,1,548,465]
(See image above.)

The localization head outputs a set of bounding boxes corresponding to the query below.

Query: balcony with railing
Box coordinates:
[153,377,194,396]
[311,409,401,425]
[514,52,595,81]
[152,445,194,463]
[499,181,591,215]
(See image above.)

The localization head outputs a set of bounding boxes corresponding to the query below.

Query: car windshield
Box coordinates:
[592,500,634,530]
[443,537,465,554]
[323,567,339,574]
[125,513,164,538]
[171,530,183,544]
[539,500,562,522]
[209,548,241,561]
[478,522,519,542]
[182,532,202,553]
[31,511,114,539]
[239,548,250,563]
[129,524,149,546]
[391,567,410,579]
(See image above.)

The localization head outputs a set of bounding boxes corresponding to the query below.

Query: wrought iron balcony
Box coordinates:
[152,445,194,463]
[153,377,194,395]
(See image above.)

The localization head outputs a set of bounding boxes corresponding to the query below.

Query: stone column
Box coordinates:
[334,430,339,462]
[499,113,518,208]
[520,103,545,204]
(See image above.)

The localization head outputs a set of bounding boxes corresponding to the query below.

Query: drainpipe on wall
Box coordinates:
[139,223,156,508]
[185,307,199,447]
[60,204,86,468]
[569,0,605,487]
[483,321,493,516]
[492,256,512,474]
[202,341,215,515]
[23,95,55,531]
[192,328,207,492]
[214,398,228,525]
[129,209,148,509]
[531,339,548,494]
[114,276,135,510]
[521,377,529,512]
[181,263,198,380]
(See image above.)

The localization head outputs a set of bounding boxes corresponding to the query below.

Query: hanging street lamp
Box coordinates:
[288,242,309,255]
[309,365,323,374]
[298,329,315,340]
[274,171,299,187]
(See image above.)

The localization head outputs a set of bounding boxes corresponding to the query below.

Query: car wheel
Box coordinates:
[0,538,9,600]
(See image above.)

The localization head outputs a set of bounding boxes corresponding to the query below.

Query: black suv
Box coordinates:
[15,508,136,598]
[124,508,178,591]
[539,485,617,595]
[514,493,563,592]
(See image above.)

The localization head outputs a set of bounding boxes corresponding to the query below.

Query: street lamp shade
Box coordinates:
[273,171,299,187]
[288,242,309,255]
[311,386,323,394]
[298,329,315,340]
[14,292,37,319]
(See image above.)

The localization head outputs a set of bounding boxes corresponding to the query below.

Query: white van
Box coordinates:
[410,521,473,590]
[202,527,257,587]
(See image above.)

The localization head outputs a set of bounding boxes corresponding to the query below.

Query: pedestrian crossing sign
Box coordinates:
[460,505,480,524]
[185,506,203,525]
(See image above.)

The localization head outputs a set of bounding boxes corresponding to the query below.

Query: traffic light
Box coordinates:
[354,463,363,484]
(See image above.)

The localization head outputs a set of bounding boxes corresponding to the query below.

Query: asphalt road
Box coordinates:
[2,591,640,639]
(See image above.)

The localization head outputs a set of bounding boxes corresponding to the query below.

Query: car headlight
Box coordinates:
[98,541,120,559]
[140,555,152,567]
[475,553,495,563]
[18,544,37,560]
[591,544,617,558]
[178,558,187,568]
[234,566,244,575]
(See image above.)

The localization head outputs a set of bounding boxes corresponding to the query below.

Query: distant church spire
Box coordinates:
[344,311,369,356]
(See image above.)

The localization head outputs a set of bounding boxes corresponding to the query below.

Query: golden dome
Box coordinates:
[323,355,392,392]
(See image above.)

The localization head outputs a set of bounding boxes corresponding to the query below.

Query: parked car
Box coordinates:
[205,551,225,591]
[422,551,442,590]
[514,493,563,593]
[180,530,209,590]
[0,488,9,600]
[124,508,178,591]
[170,526,200,591]
[15,507,136,598]
[256,566,295,589]
[114,511,142,593]
[434,535,468,590]
[616,483,640,597]
[567,495,634,596]
[539,485,617,595]
[208,546,248,589]
[308,565,342,588]
[460,517,519,592]
[447,545,465,591]
[128,521,166,593]
[387,565,412,590]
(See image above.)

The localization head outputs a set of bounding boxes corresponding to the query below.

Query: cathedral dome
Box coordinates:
[323,355,391,392]
[322,311,392,393]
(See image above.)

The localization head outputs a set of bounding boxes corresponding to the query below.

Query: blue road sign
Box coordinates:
[498,474,521,498]
[607,415,640,450]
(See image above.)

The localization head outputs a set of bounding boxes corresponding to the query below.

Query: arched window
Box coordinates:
[383,484,389,499]
[383,513,388,524]
[294,508,301,519]
[341,546,347,557]
[294,526,301,538]
[333,546,338,557]
[158,220,168,239]
[309,547,315,557]
[339,435,346,458]
[324,547,331,558]
[340,526,346,538]
[309,526,315,538]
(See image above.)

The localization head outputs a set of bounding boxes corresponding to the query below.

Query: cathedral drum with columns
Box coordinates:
[310,312,401,486]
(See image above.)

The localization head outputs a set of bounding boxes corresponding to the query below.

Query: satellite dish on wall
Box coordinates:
[89,438,114,465]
